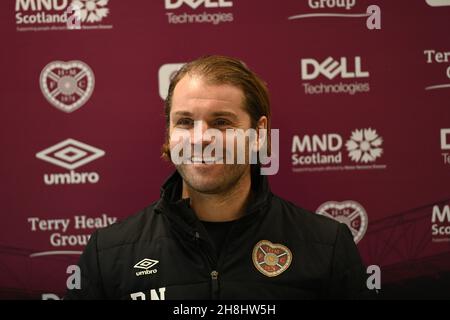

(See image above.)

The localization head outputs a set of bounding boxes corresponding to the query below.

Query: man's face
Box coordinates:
[169,75,253,195]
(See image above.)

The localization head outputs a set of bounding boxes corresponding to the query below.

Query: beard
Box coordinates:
[175,162,250,195]
[170,128,257,195]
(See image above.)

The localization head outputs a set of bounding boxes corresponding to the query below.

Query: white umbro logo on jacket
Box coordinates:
[134,258,159,276]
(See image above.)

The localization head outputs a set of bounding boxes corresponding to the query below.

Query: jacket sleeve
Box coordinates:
[325,223,375,299]
[64,230,106,300]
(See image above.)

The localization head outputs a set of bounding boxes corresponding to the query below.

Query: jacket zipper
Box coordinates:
[187,201,269,300]
[193,230,221,299]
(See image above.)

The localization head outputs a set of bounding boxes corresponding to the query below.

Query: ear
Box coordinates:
[252,116,268,152]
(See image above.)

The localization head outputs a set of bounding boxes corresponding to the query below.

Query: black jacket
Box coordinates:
[65,170,369,300]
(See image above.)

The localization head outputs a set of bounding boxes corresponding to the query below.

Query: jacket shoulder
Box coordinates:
[95,201,160,252]
[271,194,342,246]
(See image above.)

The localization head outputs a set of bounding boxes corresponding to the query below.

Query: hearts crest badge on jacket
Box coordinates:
[252,240,292,277]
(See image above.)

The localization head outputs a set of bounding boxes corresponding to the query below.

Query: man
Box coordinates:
[65,55,369,300]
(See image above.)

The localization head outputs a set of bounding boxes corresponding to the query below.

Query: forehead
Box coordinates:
[171,75,246,115]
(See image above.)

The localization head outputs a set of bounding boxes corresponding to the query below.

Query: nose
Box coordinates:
[191,120,209,146]
[191,120,219,153]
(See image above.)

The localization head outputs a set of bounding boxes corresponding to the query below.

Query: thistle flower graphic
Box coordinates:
[71,0,109,23]
[346,128,383,163]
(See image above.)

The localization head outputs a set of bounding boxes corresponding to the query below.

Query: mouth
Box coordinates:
[190,156,223,164]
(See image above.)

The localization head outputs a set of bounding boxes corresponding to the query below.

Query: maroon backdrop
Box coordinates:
[1,0,449,299]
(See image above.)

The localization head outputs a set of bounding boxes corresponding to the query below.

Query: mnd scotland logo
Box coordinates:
[291,128,387,173]
[15,0,113,32]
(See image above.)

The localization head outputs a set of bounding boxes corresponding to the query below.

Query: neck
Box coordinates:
[182,168,252,222]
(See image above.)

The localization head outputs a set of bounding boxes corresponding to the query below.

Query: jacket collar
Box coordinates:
[155,166,272,226]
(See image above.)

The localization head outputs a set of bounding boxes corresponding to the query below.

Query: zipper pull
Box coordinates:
[193,231,200,241]
[210,270,219,299]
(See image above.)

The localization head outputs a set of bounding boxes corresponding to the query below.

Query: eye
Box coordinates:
[175,118,194,127]
[213,118,231,127]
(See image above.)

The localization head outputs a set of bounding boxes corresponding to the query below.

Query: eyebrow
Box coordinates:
[172,111,239,120]
[172,111,193,117]
[210,111,239,120]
